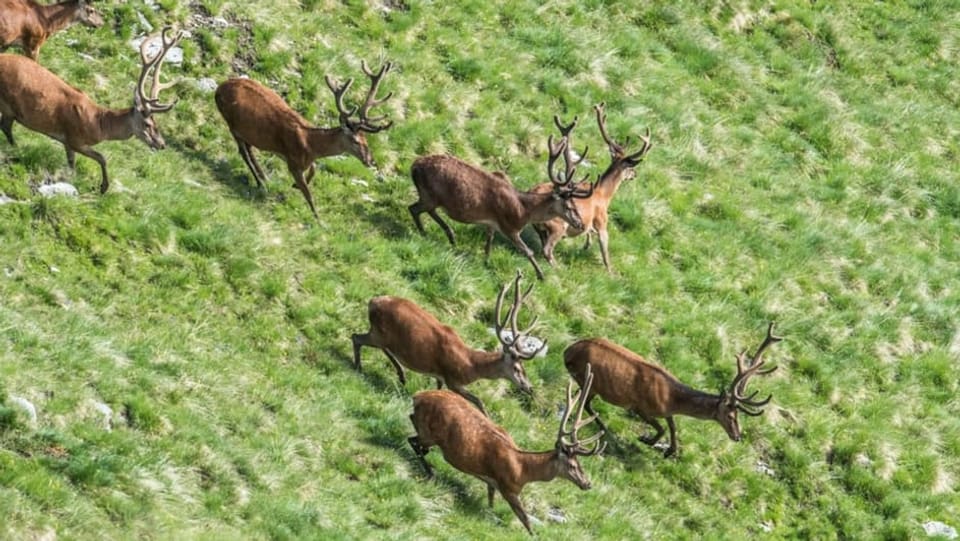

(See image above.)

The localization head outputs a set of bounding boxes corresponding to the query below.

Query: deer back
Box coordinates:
[411,154,549,232]
[367,296,475,378]
[0,0,35,48]
[0,53,102,141]
[564,338,682,416]
[215,78,317,156]
[412,390,520,477]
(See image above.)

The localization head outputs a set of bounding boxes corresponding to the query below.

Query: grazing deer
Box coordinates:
[408,364,605,535]
[352,270,545,415]
[408,115,593,280]
[0,0,104,61]
[0,26,182,194]
[564,323,781,457]
[214,60,393,219]
[533,102,652,271]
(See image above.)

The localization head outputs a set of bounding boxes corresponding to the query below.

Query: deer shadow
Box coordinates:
[166,138,271,203]
[349,198,409,240]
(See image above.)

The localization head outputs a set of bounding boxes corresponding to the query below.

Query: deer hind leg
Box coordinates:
[503,492,532,535]
[382,349,407,385]
[483,227,495,258]
[583,396,608,432]
[233,136,266,189]
[487,483,495,507]
[66,148,76,169]
[428,210,456,245]
[507,232,545,281]
[407,426,434,478]
[74,146,108,194]
[0,115,14,146]
[542,230,561,267]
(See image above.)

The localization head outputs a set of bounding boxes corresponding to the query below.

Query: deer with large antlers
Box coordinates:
[408,364,605,535]
[533,102,652,271]
[408,115,593,280]
[214,61,393,219]
[564,323,781,457]
[352,271,545,414]
[0,26,182,193]
[0,0,104,61]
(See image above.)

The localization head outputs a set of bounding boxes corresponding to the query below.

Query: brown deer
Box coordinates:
[0,26,182,194]
[533,102,652,271]
[0,0,104,61]
[408,364,605,535]
[352,270,545,415]
[408,115,593,280]
[214,60,393,219]
[564,323,781,457]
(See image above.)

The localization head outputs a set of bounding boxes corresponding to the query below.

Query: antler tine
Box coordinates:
[493,275,513,346]
[553,114,578,138]
[731,322,782,400]
[136,26,183,114]
[547,134,568,187]
[324,74,357,126]
[558,366,606,455]
[594,101,623,156]
[357,59,394,132]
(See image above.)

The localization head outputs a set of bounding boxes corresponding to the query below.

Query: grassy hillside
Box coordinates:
[1,1,958,539]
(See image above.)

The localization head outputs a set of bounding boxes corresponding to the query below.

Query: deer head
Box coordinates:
[594,102,652,180]
[132,26,183,149]
[716,323,781,441]
[555,364,605,489]
[76,0,105,28]
[324,60,394,166]
[546,115,594,229]
[493,270,544,394]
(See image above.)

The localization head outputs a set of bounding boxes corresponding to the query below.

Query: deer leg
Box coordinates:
[435,379,443,390]
[407,429,434,478]
[451,387,488,417]
[484,227,495,258]
[584,398,608,432]
[74,147,109,194]
[598,227,612,272]
[234,136,266,189]
[66,148,76,169]
[0,115,14,145]
[582,231,593,250]
[664,416,678,458]
[383,349,407,385]
[350,333,370,371]
[289,167,320,220]
[305,163,316,185]
[636,412,666,446]
[503,492,533,535]
[408,201,428,235]
[487,483,496,508]
[507,232,545,281]
[542,231,561,267]
[428,210,456,245]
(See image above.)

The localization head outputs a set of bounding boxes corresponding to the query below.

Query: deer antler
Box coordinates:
[594,102,652,166]
[729,322,781,415]
[325,60,394,133]
[549,114,594,199]
[558,364,606,456]
[136,26,184,115]
[493,270,545,360]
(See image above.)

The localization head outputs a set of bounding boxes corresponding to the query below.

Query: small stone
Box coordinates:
[10,396,37,426]
[923,521,958,539]
[195,78,218,93]
[37,182,79,198]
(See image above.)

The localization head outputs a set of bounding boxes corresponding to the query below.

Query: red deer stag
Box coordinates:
[408,115,593,280]
[564,323,781,457]
[533,102,652,271]
[352,270,545,415]
[0,0,104,61]
[0,26,182,194]
[214,60,393,219]
[408,364,605,535]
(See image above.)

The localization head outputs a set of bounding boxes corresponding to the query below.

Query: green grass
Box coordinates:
[2,1,959,539]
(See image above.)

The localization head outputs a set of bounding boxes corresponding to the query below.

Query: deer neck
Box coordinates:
[465,349,507,381]
[514,450,560,485]
[306,127,349,160]
[594,165,629,199]
[38,1,82,34]
[97,108,138,142]
[517,190,560,223]
[670,383,721,421]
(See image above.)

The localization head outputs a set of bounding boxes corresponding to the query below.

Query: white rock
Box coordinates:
[0,194,17,205]
[546,507,567,523]
[351,178,369,187]
[360,194,376,203]
[195,77,218,93]
[92,401,113,431]
[9,396,37,426]
[131,37,183,65]
[492,329,548,358]
[924,521,958,539]
[755,460,776,477]
[37,182,78,198]
[136,11,154,32]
